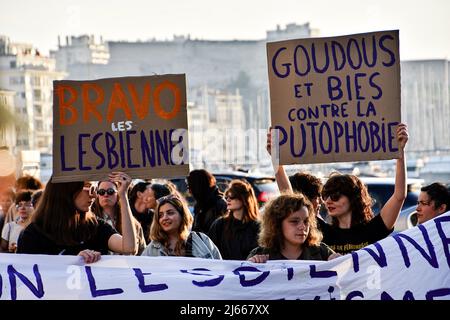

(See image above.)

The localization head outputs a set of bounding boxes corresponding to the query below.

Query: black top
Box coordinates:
[247,243,334,261]
[318,214,392,255]
[192,187,227,234]
[208,215,260,260]
[131,207,153,245]
[17,219,117,255]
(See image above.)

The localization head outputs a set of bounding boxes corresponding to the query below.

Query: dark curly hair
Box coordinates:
[322,173,373,227]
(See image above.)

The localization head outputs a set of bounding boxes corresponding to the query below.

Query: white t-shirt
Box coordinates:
[1,220,25,245]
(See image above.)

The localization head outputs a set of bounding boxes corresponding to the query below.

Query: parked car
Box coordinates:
[169,171,279,209]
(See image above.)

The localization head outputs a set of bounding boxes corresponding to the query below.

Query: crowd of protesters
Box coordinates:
[1,124,450,263]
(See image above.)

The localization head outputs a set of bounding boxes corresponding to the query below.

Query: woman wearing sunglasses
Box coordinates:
[17,172,137,263]
[247,193,338,263]
[141,194,221,259]
[91,180,146,255]
[268,123,409,255]
[208,179,261,260]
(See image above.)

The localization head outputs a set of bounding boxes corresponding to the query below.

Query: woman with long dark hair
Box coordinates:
[17,172,137,263]
[208,179,260,260]
[187,169,227,233]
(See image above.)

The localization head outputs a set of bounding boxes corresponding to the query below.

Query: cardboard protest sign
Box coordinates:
[52,74,189,182]
[267,30,400,165]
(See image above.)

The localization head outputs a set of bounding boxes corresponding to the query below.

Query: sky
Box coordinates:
[1,0,449,60]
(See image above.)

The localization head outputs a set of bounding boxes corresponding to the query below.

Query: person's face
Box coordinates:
[97,181,118,208]
[74,183,96,213]
[225,193,243,211]
[158,203,182,235]
[323,192,351,219]
[0,194,13,213]
[147,188,157,209]
[16,201,33,219]
[416,191,445,224]
[311,196,322,215]
[282,207,310,247]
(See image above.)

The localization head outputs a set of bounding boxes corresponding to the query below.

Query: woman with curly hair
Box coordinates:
[247,193,338,262]
[208,179,260,260]
[141,194,221,259]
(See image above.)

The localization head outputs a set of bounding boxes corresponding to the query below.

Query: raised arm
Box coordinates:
[267,128,293,194]
[380,123,408,229]
[107,172,138,255]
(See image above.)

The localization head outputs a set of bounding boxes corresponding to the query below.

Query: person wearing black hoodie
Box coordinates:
[187,169,227,234]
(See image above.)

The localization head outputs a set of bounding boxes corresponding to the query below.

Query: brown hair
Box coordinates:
[224,179,259,223]
[150,195,193,256]
[258,193,322,252]
[322,173,373,227]
[32,179,98,245]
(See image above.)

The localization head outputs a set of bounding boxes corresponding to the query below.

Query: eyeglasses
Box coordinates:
[225,195,237,201]
[82,185,97,197]
[16,203,33,209]
[322,191,342,202]
[97,188,117,196]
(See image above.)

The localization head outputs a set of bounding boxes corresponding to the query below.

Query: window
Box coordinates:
[34,104,42,116]
[10,61,16,68]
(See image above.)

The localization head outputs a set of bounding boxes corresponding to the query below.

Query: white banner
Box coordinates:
[1,212,450,300]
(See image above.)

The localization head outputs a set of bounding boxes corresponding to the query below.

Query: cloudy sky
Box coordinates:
[1,0,449,60]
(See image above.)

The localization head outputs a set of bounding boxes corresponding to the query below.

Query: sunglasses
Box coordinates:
[322,191,342,202]
[82,185,97,197]
[225,195,237,201]
[97,188,117,196]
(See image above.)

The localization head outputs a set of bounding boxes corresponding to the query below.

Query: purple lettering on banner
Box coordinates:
[78,133,92,170]
[287,267,294,280]
[105,132,118,169]
[8,264,44,300]
[361,242,387,268]
[331,41,345,71]
[92,133,106,169]
[290,125,306,157]
[426,288,450,300]
[381,290,415,300]
[362,36,377,68]
[271,47,290,78]
[392,225,439,268]
[233,266,270,287]
[346,291,364,300]
[387,122,399,152]
[180,268,224,287]
[118,131,126,168]
[434,216,450,268]
[60,135,75,171]
[126,130,140,168]
[85,266,123,298]
[155,130,169,166]
[369,72,382,99]
[141,130,156,167]
[309,265,337,278]
[0,273,2,298]
[351,252,360,272]
[311,42,330,73]
[133,268,168,292]
[379,34,396,67]
[294,44,311,76]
